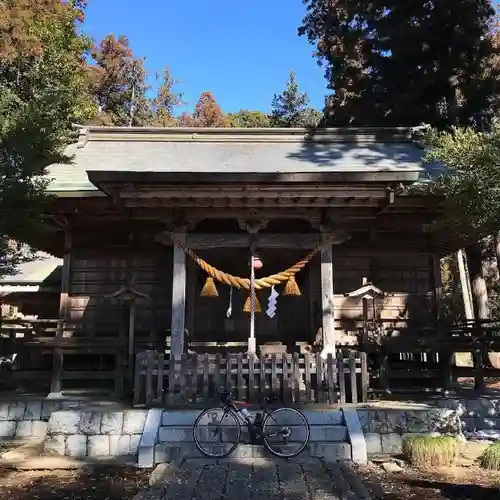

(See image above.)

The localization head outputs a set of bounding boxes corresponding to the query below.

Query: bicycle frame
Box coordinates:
[221,401,286,444]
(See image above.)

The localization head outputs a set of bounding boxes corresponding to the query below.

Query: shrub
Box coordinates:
[479,442,500,470]
[402,436,458,468]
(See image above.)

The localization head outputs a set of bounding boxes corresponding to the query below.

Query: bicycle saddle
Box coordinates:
[219,391,232,404]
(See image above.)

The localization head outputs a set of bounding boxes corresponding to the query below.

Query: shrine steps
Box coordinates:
[153,409,361,465]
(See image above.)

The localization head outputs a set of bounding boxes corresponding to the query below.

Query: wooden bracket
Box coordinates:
[237,219,268,234]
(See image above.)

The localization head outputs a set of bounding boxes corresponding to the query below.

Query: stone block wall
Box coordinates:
[44,409,148,459]
[0,400,76,439]
[358,398,500,455]
[439,397,500,439]
[358,406,460,455]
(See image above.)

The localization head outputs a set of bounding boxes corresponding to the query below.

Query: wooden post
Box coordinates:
[170,233,186,357]
[186,260,197,340]
[431,255,443,320]
[127,301,136,382]
[52,228,71,394]
[432,255,452,390]
[320,240,335,358]
[58,229,72,335]
[308,255,320,340]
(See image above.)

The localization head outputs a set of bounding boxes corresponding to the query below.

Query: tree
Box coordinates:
[270,70,311,127]
[178,112,197,127]
[297,108,323,128]
[299,0,498,127]
[149,67,184,127]
[228,110,271,128]
[179,92,230,127]
[0,0,95,275]
[89,34,150,126]
[423,123,500,237]
[421,122,500,322]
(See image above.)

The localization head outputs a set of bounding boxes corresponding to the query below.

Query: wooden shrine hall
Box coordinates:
[0,126,457,402]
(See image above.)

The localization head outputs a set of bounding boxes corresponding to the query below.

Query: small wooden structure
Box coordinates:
[2,126,495,400]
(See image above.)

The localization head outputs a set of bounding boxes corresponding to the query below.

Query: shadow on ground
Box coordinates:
[403,478,499,500]
[147,457,370,500]
[358,465,500,500]
[0,466,150,500]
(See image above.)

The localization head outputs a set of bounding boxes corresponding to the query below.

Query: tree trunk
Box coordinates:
[495,231,500,280]
[466,243,490,320]
[466,243,499,372]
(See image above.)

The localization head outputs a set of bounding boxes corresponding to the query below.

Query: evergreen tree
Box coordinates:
[270,70,310,127]
[89,34,150,126]
[299,0,498,127]
[149,67,184,127]
[0,0,94,275]
[297,108,323,128]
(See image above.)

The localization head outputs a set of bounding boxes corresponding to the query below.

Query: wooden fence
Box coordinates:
[133,350,369,408]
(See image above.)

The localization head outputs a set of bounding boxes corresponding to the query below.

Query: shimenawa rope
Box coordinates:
[170,233,336,291]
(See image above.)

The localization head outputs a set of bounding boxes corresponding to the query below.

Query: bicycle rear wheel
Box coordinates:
[262,407,310,458]
[193,408,241,458]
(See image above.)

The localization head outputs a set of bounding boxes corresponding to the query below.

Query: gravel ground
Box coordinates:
[358,463,500,500]
[0,466,150,500]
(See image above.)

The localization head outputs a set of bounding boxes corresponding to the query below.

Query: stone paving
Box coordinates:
[135,458,371,500]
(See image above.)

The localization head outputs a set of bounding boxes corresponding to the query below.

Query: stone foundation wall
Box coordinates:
[44,409,148,459]
[0,400,77,439]
[358,398,500,455]
[2,397,498,464]
[440,397,500,440]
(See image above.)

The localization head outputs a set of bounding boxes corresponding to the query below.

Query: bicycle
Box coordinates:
[192,391,310,459]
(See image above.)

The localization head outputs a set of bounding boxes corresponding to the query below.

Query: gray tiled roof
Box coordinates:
[45,127,438,192]
[0,253,62,292]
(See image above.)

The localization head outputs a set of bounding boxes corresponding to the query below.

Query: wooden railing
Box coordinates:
[133,350,369,408]
[0,318,129,395]
[366,319,500,393]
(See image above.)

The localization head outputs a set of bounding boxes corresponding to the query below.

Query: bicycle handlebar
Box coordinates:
[218,390,278,406]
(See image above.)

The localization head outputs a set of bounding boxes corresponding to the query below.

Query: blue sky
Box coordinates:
[84,0,328,114]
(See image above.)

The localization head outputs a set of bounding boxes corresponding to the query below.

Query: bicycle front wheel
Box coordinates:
[193,408,241,458]
[262,407,310,458]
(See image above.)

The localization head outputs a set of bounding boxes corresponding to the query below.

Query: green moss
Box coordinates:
[402,435,458,468]
[479,442,500,470]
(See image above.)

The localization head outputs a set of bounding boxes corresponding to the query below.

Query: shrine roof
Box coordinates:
[0,253,62,293]
[45,126,441,193]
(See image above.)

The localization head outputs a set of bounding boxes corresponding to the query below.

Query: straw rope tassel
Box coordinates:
[200,276,218,297]
[243,291,261,313]
[283,275,301,296]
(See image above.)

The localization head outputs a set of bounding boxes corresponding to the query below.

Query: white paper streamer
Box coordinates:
[266,286,279,318]
[226,286,233,318]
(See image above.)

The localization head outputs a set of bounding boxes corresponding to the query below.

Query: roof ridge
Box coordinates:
[71,125,418,146]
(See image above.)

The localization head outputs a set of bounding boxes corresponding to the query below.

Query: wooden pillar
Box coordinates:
[186,260,197,340]
[432,255,453,389]
[52,228,71,394]
[308,254,320,338]
[170,233,186,356]
[431,255,443,320]
[320,241,335,358]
